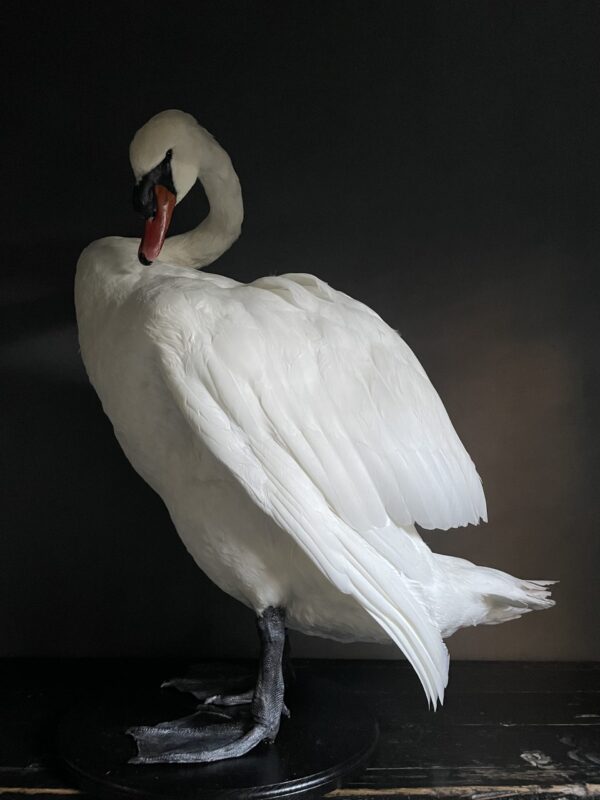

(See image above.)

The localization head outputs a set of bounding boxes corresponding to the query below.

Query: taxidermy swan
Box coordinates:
[75,109,554,763]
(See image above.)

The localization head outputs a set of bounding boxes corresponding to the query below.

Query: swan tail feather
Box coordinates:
[434,554,556,636]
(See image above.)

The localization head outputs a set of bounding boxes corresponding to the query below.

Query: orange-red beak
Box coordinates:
[138,185,176,265]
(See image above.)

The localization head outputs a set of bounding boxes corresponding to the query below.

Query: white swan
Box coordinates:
[75,109,554,763]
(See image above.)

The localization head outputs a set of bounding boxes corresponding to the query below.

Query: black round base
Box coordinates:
[57,664,378,800]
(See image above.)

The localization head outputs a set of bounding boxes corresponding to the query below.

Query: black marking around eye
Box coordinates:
[132,150,176,218]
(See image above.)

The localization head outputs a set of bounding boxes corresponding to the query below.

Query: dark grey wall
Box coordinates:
[2,1,599,660]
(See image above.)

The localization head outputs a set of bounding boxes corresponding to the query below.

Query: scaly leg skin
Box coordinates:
[203,631,292,716]
[160,631,294,709]
[127,607,287,763]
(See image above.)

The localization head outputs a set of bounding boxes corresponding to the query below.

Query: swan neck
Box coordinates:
[162,130,243,268]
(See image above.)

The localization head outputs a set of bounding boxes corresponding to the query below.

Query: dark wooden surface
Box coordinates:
[2,660,600,799]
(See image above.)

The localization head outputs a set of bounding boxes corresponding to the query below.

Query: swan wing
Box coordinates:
[146,272,487,704]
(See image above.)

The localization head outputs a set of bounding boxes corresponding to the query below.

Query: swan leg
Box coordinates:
[159,630,293,709]
[127,607,288,763]
[203,629,292,715]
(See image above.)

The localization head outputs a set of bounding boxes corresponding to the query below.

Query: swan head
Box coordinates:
[130,110,202,265]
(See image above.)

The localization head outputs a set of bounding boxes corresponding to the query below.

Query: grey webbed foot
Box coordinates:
[128,712,272,764]
[203,688,254,706]
[127,607,288,764]
[161,668,253,703]
[203,688,290,718]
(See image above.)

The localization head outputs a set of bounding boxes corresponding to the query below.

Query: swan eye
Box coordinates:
[132,148,177,218]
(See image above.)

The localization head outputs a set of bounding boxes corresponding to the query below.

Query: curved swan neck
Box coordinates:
[162,127,244,269]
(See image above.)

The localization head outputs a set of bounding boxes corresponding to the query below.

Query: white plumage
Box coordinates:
[75,110,554,709]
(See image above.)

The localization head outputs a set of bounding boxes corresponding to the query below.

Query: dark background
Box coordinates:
[3,1,599,660]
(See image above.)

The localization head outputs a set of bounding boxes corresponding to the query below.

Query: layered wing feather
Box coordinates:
[144,271,487,704]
